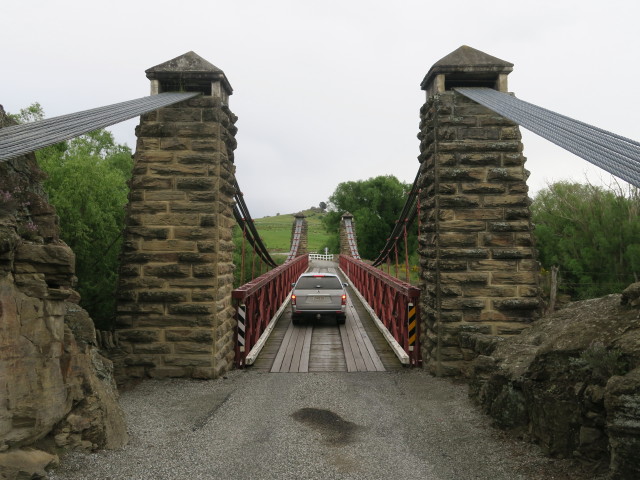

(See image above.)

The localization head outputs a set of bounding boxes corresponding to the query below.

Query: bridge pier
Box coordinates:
[116,52,237,380]
[417,46,541,376]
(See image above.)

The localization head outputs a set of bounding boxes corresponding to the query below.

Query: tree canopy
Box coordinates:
[322,175,411,260]
[532,181,640,299]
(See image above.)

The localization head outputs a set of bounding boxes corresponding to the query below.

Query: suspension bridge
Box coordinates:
[2,46,639,380]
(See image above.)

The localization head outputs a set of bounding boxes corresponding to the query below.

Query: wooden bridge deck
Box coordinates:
[251,262,403,373]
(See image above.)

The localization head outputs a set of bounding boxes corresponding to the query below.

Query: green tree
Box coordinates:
[322,175,411,260]
[37,130,132,329]
[532,181,640,299]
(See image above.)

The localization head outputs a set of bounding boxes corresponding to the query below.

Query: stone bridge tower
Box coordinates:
[417,46,540,376]
[116,52,237,380]
[339,213,360,258]
[291,213,308,256]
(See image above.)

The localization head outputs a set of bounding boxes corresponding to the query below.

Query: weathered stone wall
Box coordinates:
[116,96,237,380]
[417,91,540,377]
[0,107,127,477]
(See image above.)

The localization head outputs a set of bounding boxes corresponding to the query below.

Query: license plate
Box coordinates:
[307,296,330,304]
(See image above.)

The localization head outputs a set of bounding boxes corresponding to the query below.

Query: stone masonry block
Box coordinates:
[461,183,506,194]
[166,329,213,343]
[454,209,503,221]
[176,178,217,191]
[130,176,173,190]
[439,248,489,259]
[142,240,198,252]
[457,153,500,166]
[117,329,161,343]
[173,227,216,241]
[168,303,213,315]
[483,195,529,208]
[487,168,524,182]
[439,167,486,182]
[143,264,190,278]
[440,273,489,285]
[160,137,190,150]
[491,272,537,285]
[133,343,172,354]
[139,214,200,227]
[438,233,477,247]
[491,248,533,259]
[163,355,213,367]
[158,108,202,123]
[173,343,214,354]
[470,259,517,271]
[138,290,188,303]
[149,164,208,176]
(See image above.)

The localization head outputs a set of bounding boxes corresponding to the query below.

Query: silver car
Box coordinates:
[291,273,348,325]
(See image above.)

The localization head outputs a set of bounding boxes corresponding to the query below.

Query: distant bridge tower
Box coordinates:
[116,52,237,380]
[418,46,540,376]
[292,213,308,256]
[340,213,360,259]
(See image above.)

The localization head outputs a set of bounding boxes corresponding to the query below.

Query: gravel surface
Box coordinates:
[49,369,592,480]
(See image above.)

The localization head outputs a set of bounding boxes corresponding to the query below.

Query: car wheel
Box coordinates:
[292,315,301,326]
[337,314,346,325]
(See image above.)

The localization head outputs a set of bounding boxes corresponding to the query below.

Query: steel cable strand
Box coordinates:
[0,94,194,150]
[455,89,640,184]
[233,179,276,267]
[457,88,640,173]
[233,205,273,268]
[456,88,640,149]
[0,93,199,161]
[455,89,640,173]
[455,89,640,187]
[372,170,421,266]
[0,93,195,142]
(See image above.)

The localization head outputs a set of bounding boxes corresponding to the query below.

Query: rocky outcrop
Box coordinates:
[468,289,640,479]
[0,108,128,479]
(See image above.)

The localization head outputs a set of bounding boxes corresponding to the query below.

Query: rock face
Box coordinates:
[0,107,128,478]
[468,290,640,479]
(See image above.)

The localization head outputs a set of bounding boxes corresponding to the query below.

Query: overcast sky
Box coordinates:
[2,0,639,218]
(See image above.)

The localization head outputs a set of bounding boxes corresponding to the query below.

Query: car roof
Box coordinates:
[298,273,339,278]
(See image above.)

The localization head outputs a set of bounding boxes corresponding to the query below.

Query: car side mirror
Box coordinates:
[291,283,296,288]
[343,283,349,287]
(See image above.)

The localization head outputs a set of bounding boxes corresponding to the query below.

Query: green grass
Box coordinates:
[252,209,334,253]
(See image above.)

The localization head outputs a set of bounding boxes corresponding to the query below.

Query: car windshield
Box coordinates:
[295,276,342,290]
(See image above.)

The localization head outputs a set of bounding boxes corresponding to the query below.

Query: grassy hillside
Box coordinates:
[252,209,334,253]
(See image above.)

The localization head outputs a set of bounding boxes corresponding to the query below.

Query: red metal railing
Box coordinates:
[339,254,421,366]
[233,254,308,366]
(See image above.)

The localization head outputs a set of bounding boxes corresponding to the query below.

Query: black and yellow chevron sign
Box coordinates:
[408,303,416,351]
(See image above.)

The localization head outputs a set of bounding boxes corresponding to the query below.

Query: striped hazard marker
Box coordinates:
[237,304,246,353]
[408,303,416,352]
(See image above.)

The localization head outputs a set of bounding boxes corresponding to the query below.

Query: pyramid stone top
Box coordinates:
[421,46,513,94]
[146,51,232,97]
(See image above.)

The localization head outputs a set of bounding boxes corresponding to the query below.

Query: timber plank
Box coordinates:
[298,326,313,372]
[271,322,295,373]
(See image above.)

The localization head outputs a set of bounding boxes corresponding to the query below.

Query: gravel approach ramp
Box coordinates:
[49,369,578,480]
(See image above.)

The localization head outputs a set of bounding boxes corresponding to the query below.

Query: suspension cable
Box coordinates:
[233,178,277,268]
[0,92,199,161]
[455,87,640,188]
[371,169,421,267]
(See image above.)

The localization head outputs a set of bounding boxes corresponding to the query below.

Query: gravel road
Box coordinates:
[49,369,577,480]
